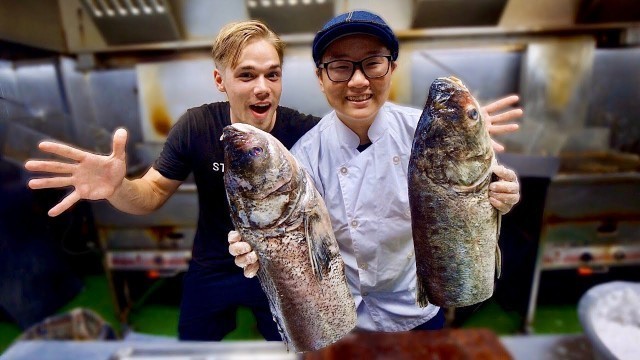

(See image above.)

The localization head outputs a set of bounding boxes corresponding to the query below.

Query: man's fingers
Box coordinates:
[244,262,259,278]
[488,109,523,125]
[112,128,128,161]
[229,241,252,256]
[491,139,505,153]
[489,179,520,194]
[489,192,520,215]
[24,160,75,174]
[234,251,258,268]
[484,95,520,113]
[489,197,511,215]
[38,141,86,162]
[28,177,74,190]
[489,190,520,204]
[488,123,520,136]
[492,165,518,182]
[48,191,81,217]
[228,230,241,244]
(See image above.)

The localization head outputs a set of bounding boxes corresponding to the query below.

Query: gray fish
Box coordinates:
[222,123,356,352]
[408,76,502,308]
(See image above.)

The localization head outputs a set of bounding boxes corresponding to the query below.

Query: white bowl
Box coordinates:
[578,281,640,360]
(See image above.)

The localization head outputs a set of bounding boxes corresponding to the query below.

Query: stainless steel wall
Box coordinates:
[586,48,640,154]
[2,45,639,171]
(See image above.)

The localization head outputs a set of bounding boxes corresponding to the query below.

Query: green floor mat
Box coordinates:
[127,305,179,337]
[223,307,264,341]
[532,304,583,334]
[58,274,120,334]
[1,273,584,356]
[0,322,21,354]
[460,300,523,335]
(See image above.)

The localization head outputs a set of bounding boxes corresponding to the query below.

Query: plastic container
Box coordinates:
[578,281,640,360]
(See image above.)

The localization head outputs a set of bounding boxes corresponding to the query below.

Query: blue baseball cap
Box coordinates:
[312,10,399,66]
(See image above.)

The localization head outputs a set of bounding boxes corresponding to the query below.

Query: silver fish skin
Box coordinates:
[222,123,356,352]
[408,76,502,308]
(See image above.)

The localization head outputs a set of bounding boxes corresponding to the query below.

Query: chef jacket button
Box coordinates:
[359,263,368,270]
[351,220,358,227]
[407,251,414,259]
[362,292,369,297]
[393,155,400,164]
[340,167,348,174]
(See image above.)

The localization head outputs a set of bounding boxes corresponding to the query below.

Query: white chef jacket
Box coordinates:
[291,102,440,331]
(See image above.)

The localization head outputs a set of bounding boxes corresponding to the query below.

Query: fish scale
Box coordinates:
[222,123,356,352]
[408,76,502,308]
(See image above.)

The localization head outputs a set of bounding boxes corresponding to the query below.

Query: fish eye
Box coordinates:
[467,108,479,121]
[250,147,263,156]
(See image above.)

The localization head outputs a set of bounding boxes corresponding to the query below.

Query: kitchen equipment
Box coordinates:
[246,0,334,35]
[79,0,182,45]
[92,183,197,323]
[526,173,640,333]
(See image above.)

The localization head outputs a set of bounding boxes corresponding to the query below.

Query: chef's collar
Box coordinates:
[333,110,387,151]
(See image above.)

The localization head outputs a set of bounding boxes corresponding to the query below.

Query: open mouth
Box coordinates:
[250,103,271,115]
[346,94,373,102]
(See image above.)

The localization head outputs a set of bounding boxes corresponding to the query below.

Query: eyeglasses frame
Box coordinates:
[317,55,393,83]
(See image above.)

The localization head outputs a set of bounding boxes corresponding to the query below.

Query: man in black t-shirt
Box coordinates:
[25,20,318,341]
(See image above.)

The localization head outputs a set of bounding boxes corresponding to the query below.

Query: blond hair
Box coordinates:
[211,20,285,70]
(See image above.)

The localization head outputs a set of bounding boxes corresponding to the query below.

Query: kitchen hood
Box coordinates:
[79,0,182,45]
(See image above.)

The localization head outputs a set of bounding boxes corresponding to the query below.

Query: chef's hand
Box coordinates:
[489,164,520,215]
[228,230,259,278]
[482,95,522,152]
[25,128,128,217]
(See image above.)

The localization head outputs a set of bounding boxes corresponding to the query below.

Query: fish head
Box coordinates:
[426,76,486,139]
[222,123,295,200]
[415,76,494,187]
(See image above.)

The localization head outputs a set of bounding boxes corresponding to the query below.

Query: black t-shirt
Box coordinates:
[153,102,320,272]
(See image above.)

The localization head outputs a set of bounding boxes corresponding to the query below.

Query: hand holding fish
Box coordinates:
[482,95,522,152]
[228,230,259,278]
[24,128,128,217]
[488,164,520,215]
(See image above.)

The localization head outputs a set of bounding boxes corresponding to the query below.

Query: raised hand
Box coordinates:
[25,128,128,217]
[482,95,522,152]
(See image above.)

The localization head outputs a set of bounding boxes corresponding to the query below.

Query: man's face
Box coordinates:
[214,39,282,132]
[317,34,396,129]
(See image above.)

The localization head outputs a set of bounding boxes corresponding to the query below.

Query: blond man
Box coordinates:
[25,20,319,341]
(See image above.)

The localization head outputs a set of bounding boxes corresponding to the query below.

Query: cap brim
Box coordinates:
[313,22,397,64]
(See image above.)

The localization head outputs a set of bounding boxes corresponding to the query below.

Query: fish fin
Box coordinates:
[256,269,291,351]
[416,281,430,308]
[305,210,333,282]
[496,212,502,279]
[495,244,502,280]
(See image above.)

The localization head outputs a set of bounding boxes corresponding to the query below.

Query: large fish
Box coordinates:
[222,123,356,352]
[408,76,502,308]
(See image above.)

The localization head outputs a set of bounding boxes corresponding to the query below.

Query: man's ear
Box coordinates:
[390,61,398,74]
[213,69,225,92]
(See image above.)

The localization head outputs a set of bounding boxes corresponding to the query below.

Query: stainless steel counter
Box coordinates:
[2,334,594,360]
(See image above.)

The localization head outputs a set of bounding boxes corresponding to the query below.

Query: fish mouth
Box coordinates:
[222,125,244,143]
[429,76,471,108]
[446,76,465,88]
[437,76,468,90]
[222,125,257,153]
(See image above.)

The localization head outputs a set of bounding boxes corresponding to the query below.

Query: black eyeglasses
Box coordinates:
[318,55,393,82]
